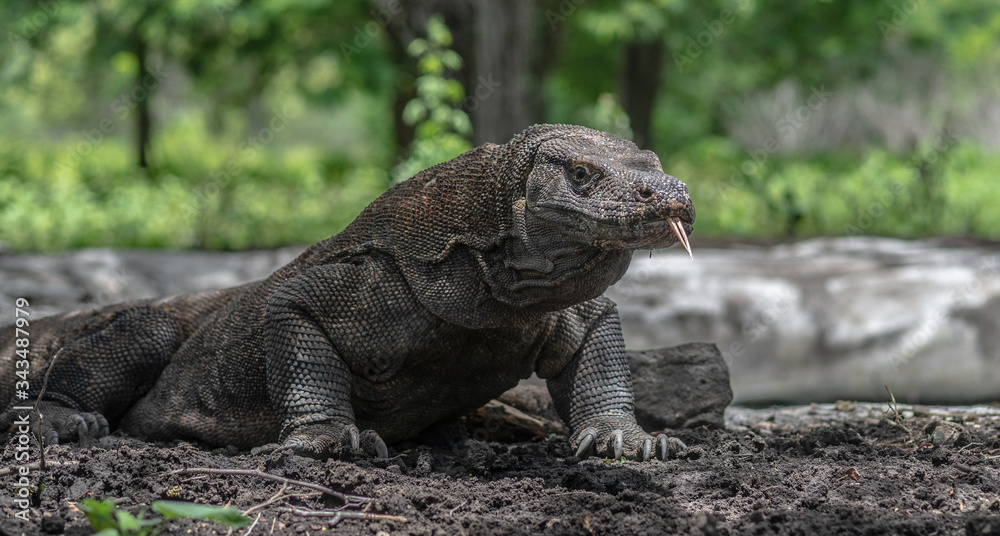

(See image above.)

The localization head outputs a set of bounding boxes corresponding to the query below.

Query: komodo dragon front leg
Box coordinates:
[543,298,686,461]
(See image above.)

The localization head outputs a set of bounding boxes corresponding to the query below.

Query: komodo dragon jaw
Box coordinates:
[522,132,695,255]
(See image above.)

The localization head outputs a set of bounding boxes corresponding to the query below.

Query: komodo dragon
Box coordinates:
[1,124,694,461]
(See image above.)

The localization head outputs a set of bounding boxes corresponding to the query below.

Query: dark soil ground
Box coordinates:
[2,402,1000,536]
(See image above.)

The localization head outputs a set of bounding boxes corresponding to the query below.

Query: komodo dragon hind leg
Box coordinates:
[261,272,390,459]
[9,305,184,444]
[251,423,388,459]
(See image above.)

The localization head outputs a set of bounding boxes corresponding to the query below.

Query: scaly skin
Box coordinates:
[0,124,694,461]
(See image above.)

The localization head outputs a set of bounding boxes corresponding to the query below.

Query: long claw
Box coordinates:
[657,434,670,460]
[642,436,653,462]
[668,217,693,260]
[612,429,624,460]
[97,414,110,438]
[73,415,88,438]
[345,425,360,450]
[360,429,389,458]
[575,428,597,458]
[657,434,686,460]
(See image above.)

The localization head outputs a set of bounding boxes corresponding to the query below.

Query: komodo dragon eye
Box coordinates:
[569,164,598,189]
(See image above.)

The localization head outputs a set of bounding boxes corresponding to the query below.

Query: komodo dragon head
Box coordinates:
[376,124,695,325]
[517,127,694,256]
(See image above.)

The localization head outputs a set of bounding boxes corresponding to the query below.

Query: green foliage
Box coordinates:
[671,139,1000,239]
[577,93,633,142]
[393,15,472,182]
[79,498,249,536]
[2,0,999,251]
[151,501,251,526]
[0,123,388,251]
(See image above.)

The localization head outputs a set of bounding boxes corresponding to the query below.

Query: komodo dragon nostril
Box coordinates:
[636,185,654,201]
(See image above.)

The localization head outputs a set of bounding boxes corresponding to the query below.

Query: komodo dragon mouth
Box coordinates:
[535,205,694,255]
[586,215,693,255]
[647,216,694,258]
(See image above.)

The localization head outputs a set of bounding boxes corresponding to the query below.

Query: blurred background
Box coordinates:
[3,0,1000,404]
[1,0,999,251]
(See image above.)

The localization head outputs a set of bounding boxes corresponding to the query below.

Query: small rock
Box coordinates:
[923,420,969,447]
[414,451,433,476]
[628,343,733,429]
[41,513,65,534]
[967,516,1000,536]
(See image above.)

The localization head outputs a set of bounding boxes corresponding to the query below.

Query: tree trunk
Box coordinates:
[470,0,533,145]
[380,0,474,160]
[620,39,665,149]
[380,0,534,149]
[133,34,151,168]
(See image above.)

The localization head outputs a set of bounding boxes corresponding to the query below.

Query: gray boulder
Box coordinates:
[629,343,732,429]
[606,237,1000,405]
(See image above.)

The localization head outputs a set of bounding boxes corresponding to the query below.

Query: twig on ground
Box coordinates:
[167,467,370,507]
[243,513,262,536]
[33,348,63,472]
[0,460,79,476]
[243,482,289,516]
[243,482,319,516]
[448,500,467,516]
[881,385,918,448]
[281,507,407,527]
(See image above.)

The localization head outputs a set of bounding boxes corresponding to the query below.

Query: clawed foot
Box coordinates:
[253,423,388,459]
[571,422,686,461]
[30,402,110,445]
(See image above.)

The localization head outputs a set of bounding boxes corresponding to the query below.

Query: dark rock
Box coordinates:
[628,343,732,430]
[967,516,1000,536]
[41,513,65,534]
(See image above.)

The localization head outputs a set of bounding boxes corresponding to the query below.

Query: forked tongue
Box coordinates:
[668,217,693,260]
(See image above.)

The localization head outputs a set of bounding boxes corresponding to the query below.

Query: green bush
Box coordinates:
[668,138,1000,240]
[1,127,999,252]
[79,498,249,536]
[0,124,388,251]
